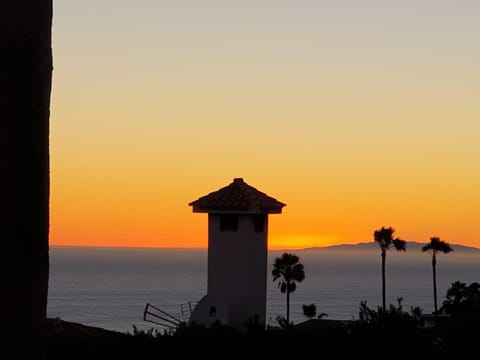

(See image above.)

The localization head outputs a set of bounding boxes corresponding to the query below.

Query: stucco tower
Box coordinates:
[188,178,285,328]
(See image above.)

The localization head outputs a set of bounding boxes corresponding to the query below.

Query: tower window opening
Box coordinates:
[220,214,238,231]
[254,214,266,233]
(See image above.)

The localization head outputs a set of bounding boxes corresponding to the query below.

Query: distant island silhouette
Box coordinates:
[300,241,480,253]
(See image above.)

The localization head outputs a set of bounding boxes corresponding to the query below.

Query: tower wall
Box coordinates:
[207,213,268,327]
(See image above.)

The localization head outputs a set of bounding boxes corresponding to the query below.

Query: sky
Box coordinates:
[50,0,480,249]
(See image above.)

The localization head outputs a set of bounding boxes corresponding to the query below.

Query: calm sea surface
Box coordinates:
[47,246,480,333]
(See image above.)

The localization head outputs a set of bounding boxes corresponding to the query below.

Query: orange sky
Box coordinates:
[50,1,480,249]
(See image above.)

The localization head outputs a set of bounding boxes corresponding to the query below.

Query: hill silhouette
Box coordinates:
[301,241,480,253]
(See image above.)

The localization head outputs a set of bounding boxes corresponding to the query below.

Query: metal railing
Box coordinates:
[143,303,182,329]
[143,300,198,329]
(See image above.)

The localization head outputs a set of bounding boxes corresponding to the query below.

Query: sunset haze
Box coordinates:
[51,1,480,249]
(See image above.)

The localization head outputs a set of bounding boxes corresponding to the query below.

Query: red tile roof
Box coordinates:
[189,178,286,214]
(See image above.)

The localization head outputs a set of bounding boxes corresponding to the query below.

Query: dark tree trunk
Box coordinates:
[286,286,290,324]
[432,255,438,317]
[381,250,386,311]
[0,1,52,359]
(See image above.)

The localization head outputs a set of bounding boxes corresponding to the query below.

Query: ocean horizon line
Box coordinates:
[49,241,480,252]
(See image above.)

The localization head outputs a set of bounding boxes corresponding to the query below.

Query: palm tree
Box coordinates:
[272,252,305,324]
[302,303,317,320]
[422,237,453,318]
[1,2,52,358]
[374,226,406,311]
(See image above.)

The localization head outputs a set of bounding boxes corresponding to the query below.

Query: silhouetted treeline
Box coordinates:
[46,281,480,360]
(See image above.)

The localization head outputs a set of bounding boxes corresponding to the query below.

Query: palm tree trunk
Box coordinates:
[381,250,386,311]
[286,285,290,324]
[432,256,438,317]
[0,2,52,359]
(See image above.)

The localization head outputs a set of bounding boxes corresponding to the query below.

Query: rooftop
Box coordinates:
[189,178,286,214]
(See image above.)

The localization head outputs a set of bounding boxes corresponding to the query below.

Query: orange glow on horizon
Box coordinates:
[50,1,480,251]
[49,234,344,250]
[50,173,480,250]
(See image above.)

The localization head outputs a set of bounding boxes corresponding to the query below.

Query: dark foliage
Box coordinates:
[46,281,480,359]
[440,281,480,316]
[351,300,438,358]
[357,298,423,329]
[45,311,437,359]
[433,281,480,359]
[302,303,317,319]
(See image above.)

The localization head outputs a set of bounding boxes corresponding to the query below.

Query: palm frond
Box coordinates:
[288,282,296,293]
[423,237,454,255]
[393,238,406,251]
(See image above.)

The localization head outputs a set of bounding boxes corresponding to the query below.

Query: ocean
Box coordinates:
[47,245,480,333]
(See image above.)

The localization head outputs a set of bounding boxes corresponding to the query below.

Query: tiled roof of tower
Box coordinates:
[189,178,286,213]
